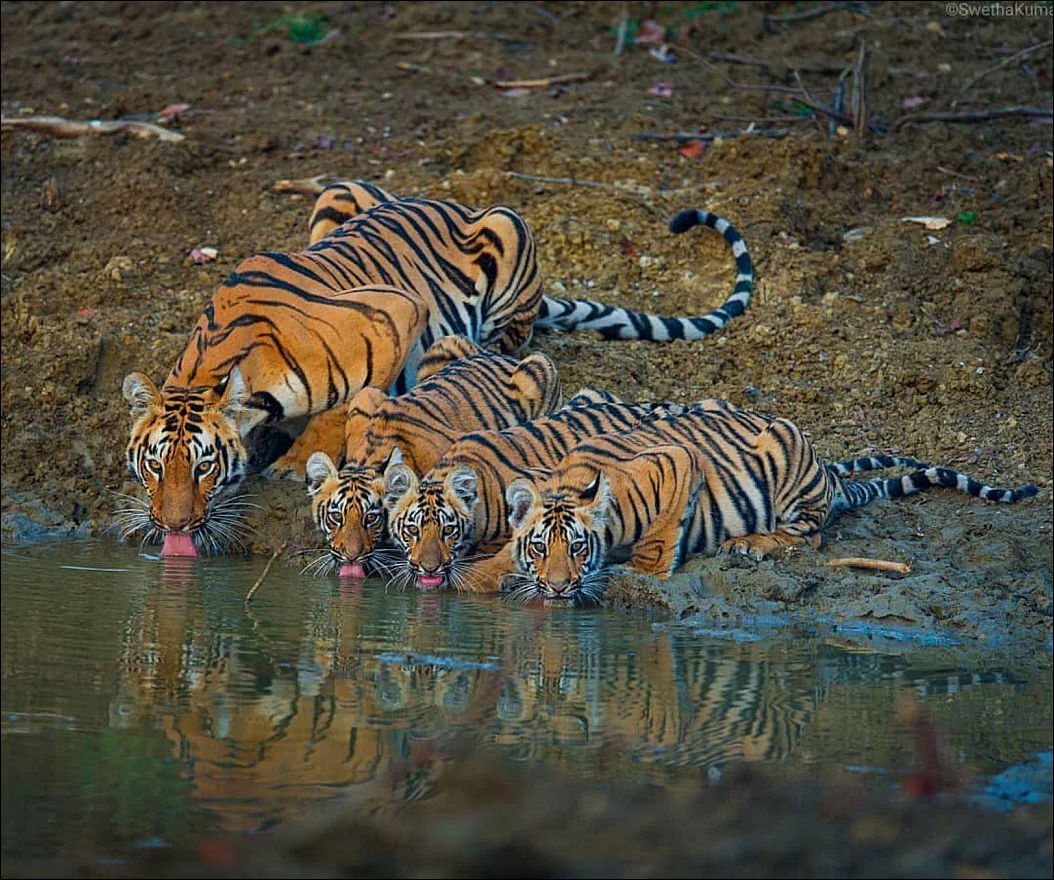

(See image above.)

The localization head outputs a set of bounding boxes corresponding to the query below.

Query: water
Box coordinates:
[2,540,1051,863]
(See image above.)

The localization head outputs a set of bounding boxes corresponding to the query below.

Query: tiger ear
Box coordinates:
[214,366,250,421]
[446,466,479,513]
[506,477,541,531]
[383,449,416,508]
[305,451,338,496]
[122,372,162,417]
[509,352,562,419]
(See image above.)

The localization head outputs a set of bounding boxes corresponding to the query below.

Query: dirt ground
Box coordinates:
[2,1,1052,654]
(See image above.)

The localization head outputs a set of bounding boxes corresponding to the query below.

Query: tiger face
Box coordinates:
[122,369,250,554]
[305,449,396,578]
[505,471,613,603]
[384,462,478,590]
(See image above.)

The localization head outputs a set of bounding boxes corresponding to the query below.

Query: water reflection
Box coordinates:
[2,541,1050,853]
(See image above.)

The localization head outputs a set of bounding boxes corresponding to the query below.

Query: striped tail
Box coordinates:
[825,454,928,477]
[534,208,754,341]
[833,466,1039,513]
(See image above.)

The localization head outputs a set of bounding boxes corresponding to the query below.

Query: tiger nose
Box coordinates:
[546,578,572,595]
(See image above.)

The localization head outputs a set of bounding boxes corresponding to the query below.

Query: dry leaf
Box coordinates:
[901,216,951,231]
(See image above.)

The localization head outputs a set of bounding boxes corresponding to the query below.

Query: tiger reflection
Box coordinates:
[111,588,819,831]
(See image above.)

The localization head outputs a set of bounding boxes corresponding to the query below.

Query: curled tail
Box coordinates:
[833,466,1038,514]
[825,454,928,477]
[535,209,754,341]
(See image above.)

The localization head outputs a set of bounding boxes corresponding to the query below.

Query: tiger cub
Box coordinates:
[304,336,561,579]
[497,399,1038,602]
[382,396,684,590]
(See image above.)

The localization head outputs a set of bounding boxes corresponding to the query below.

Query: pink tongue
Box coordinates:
[339,562,367,579]
[161,533,198,558]
[416,574,445,590]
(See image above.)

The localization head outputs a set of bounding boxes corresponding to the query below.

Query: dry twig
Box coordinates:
[245,546,286,603]
[894,105,1052,130]
[492,71,590,88]
[764,1,866,31]
[827,557,912,575]
[955,40,1053,105]
[1,115,185,142]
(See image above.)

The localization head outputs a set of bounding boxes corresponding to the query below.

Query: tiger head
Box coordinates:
[122,368,251,554]
[383,461,479,590]
[305,447,401,578]
[505,469,613,603]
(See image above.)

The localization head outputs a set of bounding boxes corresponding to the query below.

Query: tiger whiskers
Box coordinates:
[300,549,340,576]
[499,572,542,606]
[446,553,490,594]
[574,570,609,607]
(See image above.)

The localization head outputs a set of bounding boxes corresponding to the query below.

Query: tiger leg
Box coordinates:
[721,530,822,561]
[461,544,516,594]
[471,207,544,353]
[619,445,705,580]
[721,418,830,560]
[301,180,397,245]
[265,408,349,480]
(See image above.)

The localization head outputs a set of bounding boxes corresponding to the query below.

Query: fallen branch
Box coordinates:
[894,105,1052,130]
[827,557,911,575]
[634,128,789,142]
[492,71,590,89]
[1,115,185,142]
[708,50,844,75]
[764,1,866,31]
[955,40,1053,104]
[245,545,286,603]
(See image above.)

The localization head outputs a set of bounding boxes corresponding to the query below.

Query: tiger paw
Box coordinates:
[721,533,787,561]
[263,455,306,481]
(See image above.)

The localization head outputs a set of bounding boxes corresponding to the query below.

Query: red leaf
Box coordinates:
[158,103,190,124]
[678,139,707,158]
[636,20,665,46]
[620,238,638,257]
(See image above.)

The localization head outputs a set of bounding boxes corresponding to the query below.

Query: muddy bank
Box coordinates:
[1,2,1051,647]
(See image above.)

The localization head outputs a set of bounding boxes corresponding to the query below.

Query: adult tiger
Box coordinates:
[303,336,561,580]
[382,397,685,590]
[495,400,1039,602]
[122,180,754,556]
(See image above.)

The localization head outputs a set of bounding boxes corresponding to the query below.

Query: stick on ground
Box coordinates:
[245,546,286,603]
[827,557,912,575]
[492,71,590,89]
[894,105,1052,130]
[1,115,185,142]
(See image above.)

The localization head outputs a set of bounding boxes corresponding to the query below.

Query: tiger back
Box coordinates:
[304,336,561,578]
[503,400,1039,602]
[381,396,685,591]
